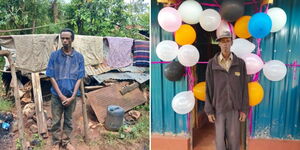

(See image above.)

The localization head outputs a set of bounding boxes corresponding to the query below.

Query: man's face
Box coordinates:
[60,32,73,49]
[218,37,232,54]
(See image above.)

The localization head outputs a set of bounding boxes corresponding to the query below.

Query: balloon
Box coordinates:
[175,24,196,45]
[178,45,200,67]
[241,53,264,75]
[193,82,206,101]
[234,16,251,38]
[158,7,182,32]
[248,82,264,106]
[156,40,179,61]
[216,20,236,40]
[220,0,245,22]
[164,61,185,81]
[267,7,287,32]
[172,91,195,114]
[230,38,255,58]
[248,12,272,38]
[199,9,221,32]
[263,60,287,81]
[178,0,203,24]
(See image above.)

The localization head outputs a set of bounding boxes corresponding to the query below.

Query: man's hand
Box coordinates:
[239,112,247,122]
[59,95,68,102]
[207,114,216,123]
[62,97,74,106]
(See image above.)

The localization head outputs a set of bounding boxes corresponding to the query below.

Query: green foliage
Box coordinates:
[31,133,45,150]
[0,0,149,39]
[0,0,59,34]
[16,138,22,150]
[0,99,13,112]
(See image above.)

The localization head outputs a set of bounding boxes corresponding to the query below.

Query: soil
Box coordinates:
[9,98,149,150]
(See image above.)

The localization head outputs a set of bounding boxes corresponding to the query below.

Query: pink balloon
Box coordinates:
[216,20,236,40]
[158,7,182,32]
[241,53,264,75]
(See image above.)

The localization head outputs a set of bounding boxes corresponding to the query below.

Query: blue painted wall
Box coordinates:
[151,1,188,134]
[252,0,300,139]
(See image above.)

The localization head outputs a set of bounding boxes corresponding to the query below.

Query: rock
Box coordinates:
[88,122,93,128]
[30,124,38,133]
[32,115,37,122]
[47,118,52,130]
[23,103,35,119]
[123,126,132,133]
[90,123,102,129]
[25,119,35,128]
[12,121,18,133]
[128,110,141,120]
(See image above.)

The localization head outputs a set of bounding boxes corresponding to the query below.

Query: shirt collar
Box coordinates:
[219,52,233,62]
[60,48,75,57]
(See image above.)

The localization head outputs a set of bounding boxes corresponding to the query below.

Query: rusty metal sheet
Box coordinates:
[86,82,146,123]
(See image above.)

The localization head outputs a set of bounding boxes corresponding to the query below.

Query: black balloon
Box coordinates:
[220,0,244,22]
[164,61,185,81]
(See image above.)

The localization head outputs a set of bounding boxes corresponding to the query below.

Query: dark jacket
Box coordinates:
[204,52,250,115]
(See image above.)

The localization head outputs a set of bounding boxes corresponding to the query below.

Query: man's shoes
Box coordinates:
[65,143,75,150]
[52,144,60,150]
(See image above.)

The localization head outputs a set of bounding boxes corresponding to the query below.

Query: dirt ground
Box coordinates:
[8,97,149,150]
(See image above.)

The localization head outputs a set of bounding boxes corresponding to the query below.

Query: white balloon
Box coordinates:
[230,38,256,58]
[172,91,195,114]
[156,40,179,61]
[199,9,221,31]
[178,45,200,67]
[263,60,287,81]
[267,7,287,32]
[178,0,203,24]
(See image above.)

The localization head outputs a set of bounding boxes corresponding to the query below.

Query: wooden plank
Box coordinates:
[31,73,47,135]
[120,82,139,95]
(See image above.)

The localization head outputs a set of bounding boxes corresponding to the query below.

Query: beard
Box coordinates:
[63,44,69,50]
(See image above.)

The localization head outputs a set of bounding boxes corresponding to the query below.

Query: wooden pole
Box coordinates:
[80,81,89,142]
[0,50,26,150]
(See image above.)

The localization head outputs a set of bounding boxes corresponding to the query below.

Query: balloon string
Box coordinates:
[170,0,258,9]
[187,67,195,133]
[291,61,298,80]
[228,22,234,35]
[151,61,300,67]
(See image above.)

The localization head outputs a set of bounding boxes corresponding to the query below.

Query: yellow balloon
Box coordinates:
[234,16,251,38]
[193,82,206,101]
[248,81,264,106]
[175,24,196,45]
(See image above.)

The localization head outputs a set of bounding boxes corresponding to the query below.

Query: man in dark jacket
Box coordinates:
[204,31,249,150]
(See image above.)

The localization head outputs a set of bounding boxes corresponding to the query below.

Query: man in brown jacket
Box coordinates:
[204,31,249,150]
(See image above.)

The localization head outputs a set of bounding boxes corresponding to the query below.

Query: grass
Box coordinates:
[0,99,13,112]
[0,57,12,112]
[102,103,149,146]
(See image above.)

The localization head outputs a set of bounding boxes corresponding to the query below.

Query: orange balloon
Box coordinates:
[248,81,264,106]
[193,82,206,101]
[175,24,196,45]
[234,16,251,38]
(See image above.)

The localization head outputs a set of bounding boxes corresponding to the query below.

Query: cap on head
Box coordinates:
[216,31,232,41]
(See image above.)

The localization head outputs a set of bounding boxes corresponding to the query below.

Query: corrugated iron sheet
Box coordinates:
[151,0,300,140]
[251,0,300,139]
[151,1,188,134]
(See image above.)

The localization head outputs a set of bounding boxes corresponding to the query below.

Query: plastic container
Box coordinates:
[104,105,125,131]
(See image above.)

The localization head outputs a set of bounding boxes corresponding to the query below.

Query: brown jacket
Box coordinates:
[204,52,250,115]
